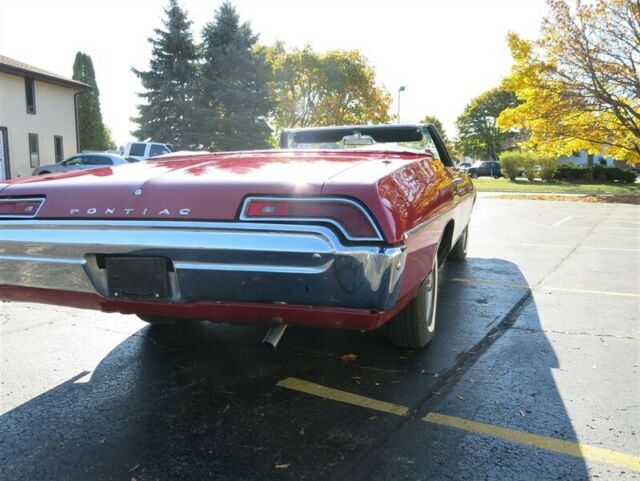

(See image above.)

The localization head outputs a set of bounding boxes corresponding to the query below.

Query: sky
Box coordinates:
[0,0,548,147]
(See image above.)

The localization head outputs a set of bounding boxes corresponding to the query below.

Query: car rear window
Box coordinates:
[129,143,146,156]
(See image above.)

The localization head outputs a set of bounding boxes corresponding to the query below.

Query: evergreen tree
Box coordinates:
[132,0,198,150]
[195,1,273,151]
[72,52,115,151]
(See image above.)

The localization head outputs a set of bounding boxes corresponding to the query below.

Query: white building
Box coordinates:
[558,149,614,167]
[0,55,89,179]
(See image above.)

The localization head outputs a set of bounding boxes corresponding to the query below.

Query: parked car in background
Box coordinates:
[123,141,173,161]
[457,162,472,172]
[2,124,474,350]
[466,160,502,179]
[32,153,138,176]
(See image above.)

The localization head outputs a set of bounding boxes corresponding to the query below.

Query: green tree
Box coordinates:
[132,0,198,150]
[419,114,458,154]
[72,52,115,151]
[420,115,449,145]
[455,88,520,160]
[194,1,273,151]
[265,44,392,131]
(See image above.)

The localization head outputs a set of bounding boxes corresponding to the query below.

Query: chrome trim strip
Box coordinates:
[404,210,449,239]
[239,196,384,242]
[0,197,46,219]
[0,254,85,264]
[403,192,475,240]
[173,261,329,275]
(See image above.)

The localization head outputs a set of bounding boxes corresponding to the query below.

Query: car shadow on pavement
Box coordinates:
[0,258,590,481]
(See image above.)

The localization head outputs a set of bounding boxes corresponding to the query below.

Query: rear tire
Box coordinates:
[387,253,439,349]
[137,315,183,326]
[38,171,51,175]
[470,172,478,179]
[448,225,469,261]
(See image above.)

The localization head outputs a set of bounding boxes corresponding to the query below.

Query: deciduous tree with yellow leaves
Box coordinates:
[497,0,640,164]
[265,43,392,131]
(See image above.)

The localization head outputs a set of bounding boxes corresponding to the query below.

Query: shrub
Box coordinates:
[553,164,637,183]
[592,165,637,183]
[498,151,522,181]
[519,152,538,181]
[554,164,589,180]
[538,156,557,181]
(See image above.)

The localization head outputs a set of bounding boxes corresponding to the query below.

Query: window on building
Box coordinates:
[54,136,63,162]
[25,78,36,114]
[28,134,39,168]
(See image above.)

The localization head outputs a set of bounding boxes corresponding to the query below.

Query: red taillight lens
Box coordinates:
[242,198,381,240]
[0,198,44,217]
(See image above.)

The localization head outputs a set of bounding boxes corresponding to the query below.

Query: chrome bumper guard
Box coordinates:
[0,220,406,311]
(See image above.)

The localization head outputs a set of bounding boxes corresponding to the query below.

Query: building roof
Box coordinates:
[0,54,91,90]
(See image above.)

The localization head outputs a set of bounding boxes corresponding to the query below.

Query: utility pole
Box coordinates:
[397,86,406,124]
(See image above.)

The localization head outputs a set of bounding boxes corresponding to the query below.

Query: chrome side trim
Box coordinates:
[404,210,449,239]
[239,196,384,242]
[0,197,46,219]
[403,191,475,240]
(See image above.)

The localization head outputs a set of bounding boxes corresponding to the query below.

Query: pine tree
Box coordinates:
[72,52,115,151]
[195,1,273,151]
[132,0,198,150]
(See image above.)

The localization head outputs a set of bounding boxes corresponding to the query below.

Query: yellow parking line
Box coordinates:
[423,412,640,472]
[521,243,640,253]
[276,377,409,416]
[277,377,640,472]
[451,277,640,298]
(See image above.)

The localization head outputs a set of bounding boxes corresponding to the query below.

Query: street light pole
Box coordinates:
[397,86,406,124]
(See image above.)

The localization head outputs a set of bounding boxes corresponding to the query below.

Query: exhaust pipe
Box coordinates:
[263,324,288,350]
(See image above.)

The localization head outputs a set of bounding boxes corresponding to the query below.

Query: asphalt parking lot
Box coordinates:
[1,194,639,481]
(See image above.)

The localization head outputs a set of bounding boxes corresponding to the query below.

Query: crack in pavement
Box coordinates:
[334,292,533,481]
[512,326,640,341]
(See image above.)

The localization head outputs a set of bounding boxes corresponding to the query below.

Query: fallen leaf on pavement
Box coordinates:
[128,464,140,472]
[275,463,290,469]
[340,353,358,362]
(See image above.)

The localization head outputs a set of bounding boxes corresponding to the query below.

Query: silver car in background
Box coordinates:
[32,153,138,176]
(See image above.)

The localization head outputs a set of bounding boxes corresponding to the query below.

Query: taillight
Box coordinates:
[0,198,44,218]
[241,197,382,241]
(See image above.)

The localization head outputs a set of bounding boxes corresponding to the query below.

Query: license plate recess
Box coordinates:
[106,256,170,301]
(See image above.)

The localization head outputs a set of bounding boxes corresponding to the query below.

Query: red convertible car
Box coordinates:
[0,124,474,349]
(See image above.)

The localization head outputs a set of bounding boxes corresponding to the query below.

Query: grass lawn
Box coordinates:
[471,177,640,195]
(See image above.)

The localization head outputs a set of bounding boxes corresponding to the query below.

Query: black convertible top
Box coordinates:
[279,124,429,148]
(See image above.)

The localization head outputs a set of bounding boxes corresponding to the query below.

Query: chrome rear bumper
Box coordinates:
[0,220,405,310]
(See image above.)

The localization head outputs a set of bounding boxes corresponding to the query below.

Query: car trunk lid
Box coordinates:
[0,151,368,220]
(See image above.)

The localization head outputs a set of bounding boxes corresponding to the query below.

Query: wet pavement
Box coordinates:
[1,195,639,480]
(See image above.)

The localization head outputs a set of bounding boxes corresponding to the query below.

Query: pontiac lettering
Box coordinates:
[69,208,191,216]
